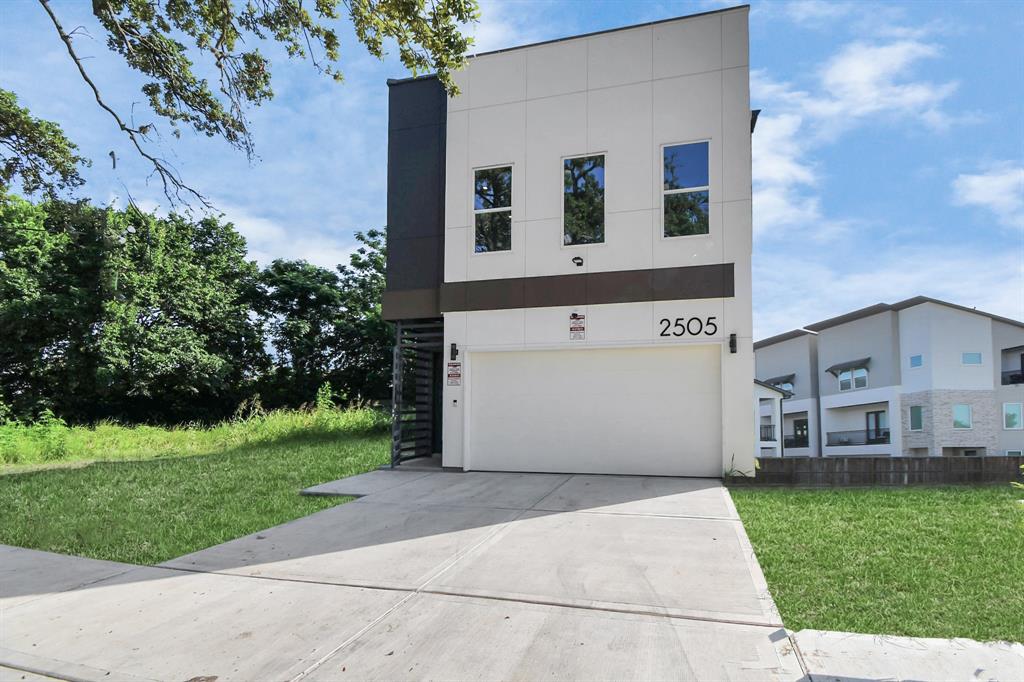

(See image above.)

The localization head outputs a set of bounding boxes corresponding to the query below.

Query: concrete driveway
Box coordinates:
[0,471,801,681]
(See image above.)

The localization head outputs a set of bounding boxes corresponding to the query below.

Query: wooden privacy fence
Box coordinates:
[729,455,1024,487]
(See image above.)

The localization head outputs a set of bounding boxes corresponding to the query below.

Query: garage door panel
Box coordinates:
[467,346,721,476]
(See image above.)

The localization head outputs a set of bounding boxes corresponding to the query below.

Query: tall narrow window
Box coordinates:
[563,155,605,245]
[474,166,512,252]
[952,404,972,429]
[1004,403,1023,430]
[909,406,923,431]
[663,142,709,237]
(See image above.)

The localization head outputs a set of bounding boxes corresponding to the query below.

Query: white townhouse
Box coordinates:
[381,6,756,476]
[755,297,1024,458]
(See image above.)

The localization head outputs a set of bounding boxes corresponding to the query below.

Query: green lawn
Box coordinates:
[0,409,390,564]
[731,485,1024,643]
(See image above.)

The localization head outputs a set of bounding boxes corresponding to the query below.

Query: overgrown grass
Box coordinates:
[731,485,1024,643]
[0,407,388,468]
[0,408,391,564]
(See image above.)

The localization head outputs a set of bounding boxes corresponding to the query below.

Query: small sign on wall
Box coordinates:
[569,312,586,341]
[446,362,462,386]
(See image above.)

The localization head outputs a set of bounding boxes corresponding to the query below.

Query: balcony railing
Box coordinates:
[1002,369,1024,385]
[784,435,809,448]
[826,428,890,447]
[759,425,776,442]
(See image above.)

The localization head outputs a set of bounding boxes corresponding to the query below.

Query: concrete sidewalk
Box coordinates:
[1,470,1021,681]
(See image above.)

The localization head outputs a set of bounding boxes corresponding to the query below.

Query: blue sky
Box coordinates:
[1,0,1021,338]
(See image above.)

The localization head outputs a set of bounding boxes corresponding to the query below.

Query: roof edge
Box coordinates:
[754,328,814,350]
[468,4,750,59]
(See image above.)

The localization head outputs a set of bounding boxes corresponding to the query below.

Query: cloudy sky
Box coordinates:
[1,0,1021,338]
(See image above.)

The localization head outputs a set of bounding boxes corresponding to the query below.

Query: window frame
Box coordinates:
[961,351,983,366]
[660,140,711,240]
[1007,449,1023,456]
[561,152,608,249]
[1003,402,1023,430]
[471,163,515,256]
[909,354,923,369]
[909,405,924,431]
[838,367,868,392]
[952,404,973,430]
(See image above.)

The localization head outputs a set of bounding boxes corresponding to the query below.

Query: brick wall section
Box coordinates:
[730,455,1024,487]
[901,389,999,456]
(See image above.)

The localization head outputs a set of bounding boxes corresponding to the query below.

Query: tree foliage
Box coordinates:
[0,89,89,197]
[2,0,477,203]
[0,194,391,424]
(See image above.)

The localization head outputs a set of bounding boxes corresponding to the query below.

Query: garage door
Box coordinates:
[467,345,721,476]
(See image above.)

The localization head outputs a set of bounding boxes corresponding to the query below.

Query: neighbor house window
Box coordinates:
[1004,403,1023,430]
[563,155,605,246]
[663,142,709,237]
[773,381,794,393]
[1008,450,1023,456]
[909,406,923,431]
[962,352,982,365]
[952,404,972,429]
[474,166,513,252]
[838,367,868,391]
[909,354,923,368]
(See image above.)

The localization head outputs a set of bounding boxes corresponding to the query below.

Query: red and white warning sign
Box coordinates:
[569,312,586,341]
[446,362,462,386]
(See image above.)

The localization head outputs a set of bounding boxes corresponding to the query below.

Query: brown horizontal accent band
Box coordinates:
[383,264,734,319]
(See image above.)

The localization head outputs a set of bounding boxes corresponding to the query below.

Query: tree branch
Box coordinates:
[38,0,212,211]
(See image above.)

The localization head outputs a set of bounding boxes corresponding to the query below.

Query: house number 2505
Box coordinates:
[658,316,718,337]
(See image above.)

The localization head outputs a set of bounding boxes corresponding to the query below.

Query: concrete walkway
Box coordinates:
[1,470,1020,681]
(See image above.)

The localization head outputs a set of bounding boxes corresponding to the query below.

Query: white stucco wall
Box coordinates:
[440,8,753,474]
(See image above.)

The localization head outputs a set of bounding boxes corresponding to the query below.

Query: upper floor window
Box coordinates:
[663,142,709,237]
[838,367,867,391]
[474,166,513,253]
[909,354,923,368]
[961,352,983,365]
[952,404,972,429]
[1004,403,1023,430]
[563,155,605,246]
[909,405,924,431]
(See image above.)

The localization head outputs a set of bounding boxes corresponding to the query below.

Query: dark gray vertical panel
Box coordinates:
[384,76,447,320]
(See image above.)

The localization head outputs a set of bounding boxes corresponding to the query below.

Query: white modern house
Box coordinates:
[382,6,755,477]
[755,297,1024,457]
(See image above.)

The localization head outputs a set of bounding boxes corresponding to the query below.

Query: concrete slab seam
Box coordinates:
[0,647,158,682]
[524,473,578,509]
[289,503,537,681]
[785,629,812,678]
[1,565,138,613]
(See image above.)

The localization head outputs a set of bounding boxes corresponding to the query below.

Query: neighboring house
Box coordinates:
[755,297,1024,457]
[754,380,789,458]
[754,329,820,456]
[381,6,755,476]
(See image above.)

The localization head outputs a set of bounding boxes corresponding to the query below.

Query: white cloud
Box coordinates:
[783,0,855,26]
[752,37,963,239]
[466,0,546,53]
[217,204,357,269]
[952,162,1024,231]
[753,246,1024,339]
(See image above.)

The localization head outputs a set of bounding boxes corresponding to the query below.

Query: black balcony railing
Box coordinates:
[1002,369,1024,385]
[826,428,890,447]
[760,425,776,441]
[784,435,809,448]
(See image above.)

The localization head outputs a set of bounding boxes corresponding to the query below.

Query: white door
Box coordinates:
[467,345,722,476]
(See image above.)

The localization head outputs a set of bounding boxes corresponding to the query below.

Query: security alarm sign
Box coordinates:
[446,362,462,386]
[569,312,586,341]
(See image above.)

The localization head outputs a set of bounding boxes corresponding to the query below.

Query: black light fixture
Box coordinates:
[450,342,459,361]
[571,256,584,267]
[729,333,737,354]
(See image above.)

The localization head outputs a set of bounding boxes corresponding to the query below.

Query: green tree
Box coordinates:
[0,194,266,423]
[2,0,477,203]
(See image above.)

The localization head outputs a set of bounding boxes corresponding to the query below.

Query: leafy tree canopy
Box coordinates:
[3,0,477,204]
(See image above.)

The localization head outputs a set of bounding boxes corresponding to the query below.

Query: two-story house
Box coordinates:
[755,297,1024,457]
[381,6,755,476]
[754,330,819,456]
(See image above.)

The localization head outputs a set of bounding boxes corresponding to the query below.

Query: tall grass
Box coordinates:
[0,406,390,468]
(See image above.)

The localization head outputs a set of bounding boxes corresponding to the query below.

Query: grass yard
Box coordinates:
[731,485,1024,643]
[0,408,390,564]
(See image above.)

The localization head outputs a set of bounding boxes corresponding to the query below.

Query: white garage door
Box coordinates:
[467,345,722,477]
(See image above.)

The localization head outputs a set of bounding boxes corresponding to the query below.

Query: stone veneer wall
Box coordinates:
[901,389,999,456]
